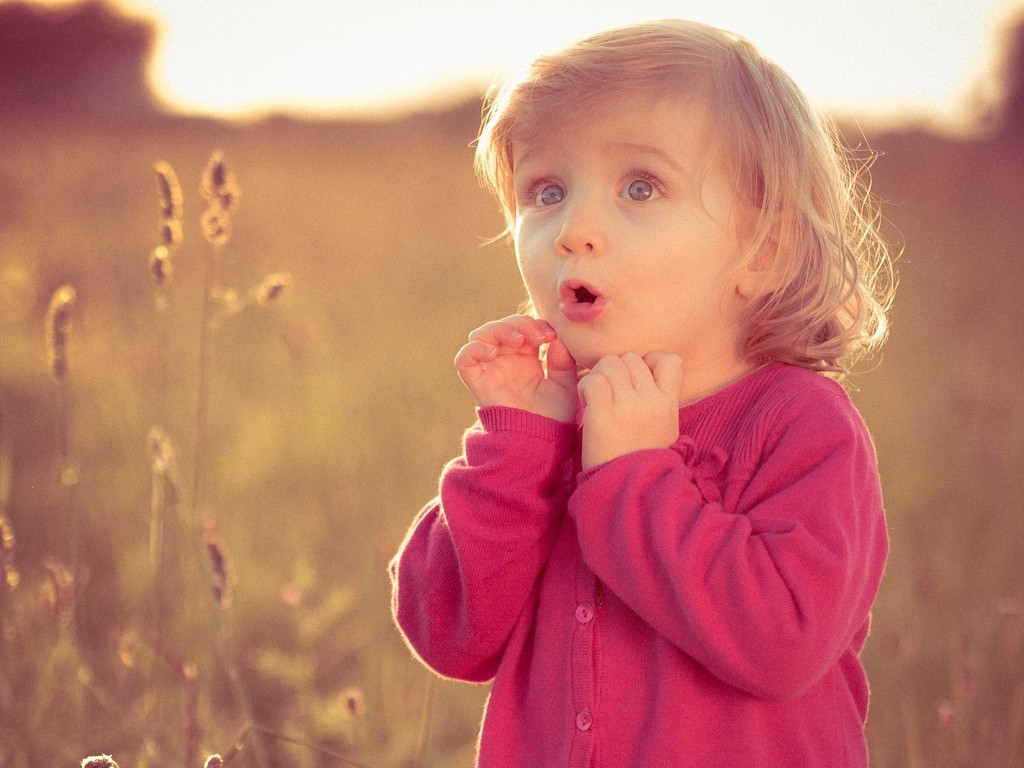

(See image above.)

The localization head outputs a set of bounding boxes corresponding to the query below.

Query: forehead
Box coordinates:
[509,90,722,169]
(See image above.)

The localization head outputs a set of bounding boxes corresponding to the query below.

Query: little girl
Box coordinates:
[390,19,895,768]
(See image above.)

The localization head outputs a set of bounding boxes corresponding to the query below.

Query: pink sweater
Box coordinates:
[390,363,888,767]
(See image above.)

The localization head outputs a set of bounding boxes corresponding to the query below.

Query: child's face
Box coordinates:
[511,93,759,385]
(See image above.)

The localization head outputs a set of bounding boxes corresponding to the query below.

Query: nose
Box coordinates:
[555,197,605,257]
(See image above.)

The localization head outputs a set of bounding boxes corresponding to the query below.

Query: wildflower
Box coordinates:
[81,754,119,768]
[45,285,76,382]
[255,272,291,307]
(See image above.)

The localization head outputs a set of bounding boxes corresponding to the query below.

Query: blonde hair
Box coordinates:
[475,19,895,374]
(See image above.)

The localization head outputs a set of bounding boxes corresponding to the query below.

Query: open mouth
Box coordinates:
[573,285,598,304]
[559,280,607,323]
[560,280,603,305]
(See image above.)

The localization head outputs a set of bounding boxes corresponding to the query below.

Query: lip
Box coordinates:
[559,280,607,323]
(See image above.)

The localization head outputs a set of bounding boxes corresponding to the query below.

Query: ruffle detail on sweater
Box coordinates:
[673,436,728,504]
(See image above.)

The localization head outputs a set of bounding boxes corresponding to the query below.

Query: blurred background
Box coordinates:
[0,0,1022,766]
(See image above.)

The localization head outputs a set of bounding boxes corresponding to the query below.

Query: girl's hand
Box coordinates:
[577,352,683,470]
[454,315,579,423]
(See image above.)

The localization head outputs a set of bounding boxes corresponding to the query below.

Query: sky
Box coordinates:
[108,0,1022,122]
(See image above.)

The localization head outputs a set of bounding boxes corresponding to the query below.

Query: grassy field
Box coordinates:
[0,87,1022,766]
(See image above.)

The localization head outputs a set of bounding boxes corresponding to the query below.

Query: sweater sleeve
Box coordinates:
[569,387,888,699]
[390,406,576,682]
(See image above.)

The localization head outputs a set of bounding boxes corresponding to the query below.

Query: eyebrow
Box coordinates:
[514,141,690,177]
[604,141,690,178]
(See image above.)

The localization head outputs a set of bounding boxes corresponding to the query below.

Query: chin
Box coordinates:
[562,338,623,371]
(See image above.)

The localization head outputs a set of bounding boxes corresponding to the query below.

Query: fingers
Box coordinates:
[456,316,554,383]
[645,352,683,400]
[620,353,655,391]
[576,369,608,409]
[544,337,579,390]
[577,354,645,410]
[577,352,683,469]
[467,315,556,350]
[578,352,683,403]
[455,314,565,376]
[454,338,497,370]
[583,353,653,397]
[454,316,579,420]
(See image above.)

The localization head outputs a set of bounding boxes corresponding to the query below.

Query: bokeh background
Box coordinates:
[1,1,1023,766]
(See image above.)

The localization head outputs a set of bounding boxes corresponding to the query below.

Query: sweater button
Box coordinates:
[576,710,593,732]
[575,604,594,624]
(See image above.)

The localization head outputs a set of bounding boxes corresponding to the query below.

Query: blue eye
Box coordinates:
[535,183,565,206]
[625,178,656,202]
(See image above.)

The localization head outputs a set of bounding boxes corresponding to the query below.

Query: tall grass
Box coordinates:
[45,284,80,596]
[65,149,425,768]
[0,100,1020,766]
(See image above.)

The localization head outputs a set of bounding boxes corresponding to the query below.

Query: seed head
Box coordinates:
[117,629,139,669]
[155,161,184,251]
[201,208,232,246]
[339,686,367,721]
[204,533,234,608]
[200,151,241,214]
[146,425,175,474]
[154,161,183,222]
[146,425,180,508]
[149,245,174,287]
[42,556,74,627]
[81,756,119,768]
[46,284,76,382]
[159,217,183,249]
[211,285,243,316]
[0,515,17,590]
[256,272,291,307]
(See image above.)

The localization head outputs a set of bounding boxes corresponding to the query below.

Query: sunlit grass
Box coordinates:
[0,104,1021,766]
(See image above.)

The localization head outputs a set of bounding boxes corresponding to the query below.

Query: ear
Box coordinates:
[735,233,781,300]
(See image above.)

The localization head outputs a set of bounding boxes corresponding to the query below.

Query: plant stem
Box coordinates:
[187,241,270,768]
[56,376,79,608]
[413,673,438,768]
[242,723,377,768]
[191,245,218,529]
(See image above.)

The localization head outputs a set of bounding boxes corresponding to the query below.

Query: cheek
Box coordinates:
[518,266,556,320]
[515,238,556,311]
